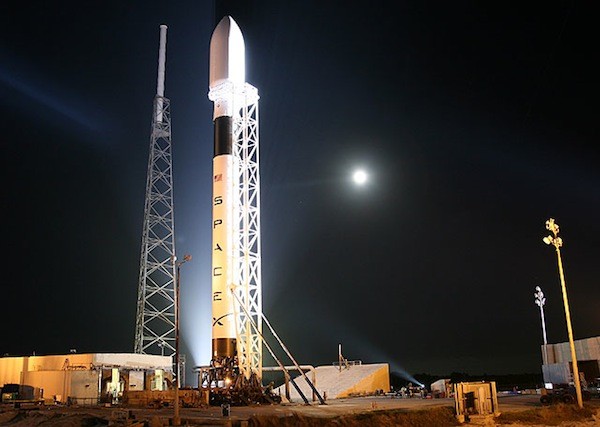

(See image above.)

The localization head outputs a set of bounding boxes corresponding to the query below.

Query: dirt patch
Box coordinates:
[248,404,600,427]
[1,399,598,426]
[0,411,22,424]
[248,406,459,426]
[1,411,108,426]
[497,404,598,426]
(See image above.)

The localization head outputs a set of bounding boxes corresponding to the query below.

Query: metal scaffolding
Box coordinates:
[134,26,177,356]
[232,83,263,380]
[134,94,177,356]
[208,79,263,380]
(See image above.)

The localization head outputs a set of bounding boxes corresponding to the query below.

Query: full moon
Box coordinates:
[352,169,368,185]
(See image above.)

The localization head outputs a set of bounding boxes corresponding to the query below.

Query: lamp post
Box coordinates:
[173,254,192,426]
[534,286,548,365]
[542,218,583,408]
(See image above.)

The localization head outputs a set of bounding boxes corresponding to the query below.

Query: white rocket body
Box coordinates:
[209,16,245,361]
[211,154,238,354]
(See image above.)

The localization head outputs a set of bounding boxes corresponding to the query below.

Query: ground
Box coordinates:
[0,395,599,426]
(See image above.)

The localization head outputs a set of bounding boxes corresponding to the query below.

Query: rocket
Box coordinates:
[209,16,245,363]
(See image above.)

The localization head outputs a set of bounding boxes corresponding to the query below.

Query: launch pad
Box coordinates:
[134,15,316,408]
[196,362,281,406]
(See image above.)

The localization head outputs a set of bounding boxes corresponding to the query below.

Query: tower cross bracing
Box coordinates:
[232,83,263,380]
[134,94,178,356]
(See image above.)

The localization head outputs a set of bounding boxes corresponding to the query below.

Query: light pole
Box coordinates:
[534,286,548,365]
[542,218,583,408]
[173,254,191,426]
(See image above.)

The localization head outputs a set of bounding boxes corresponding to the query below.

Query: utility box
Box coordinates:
[454,381,500,423]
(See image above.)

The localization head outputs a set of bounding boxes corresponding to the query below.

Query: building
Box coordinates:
[542,336,600,385]
[0,353,172,404]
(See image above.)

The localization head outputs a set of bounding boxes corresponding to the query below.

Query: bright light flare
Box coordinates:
[352,169,368,185]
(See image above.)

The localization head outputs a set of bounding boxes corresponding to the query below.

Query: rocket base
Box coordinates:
[196,360,280,406]
[194,339,278,405]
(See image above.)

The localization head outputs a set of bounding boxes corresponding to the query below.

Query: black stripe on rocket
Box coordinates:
[214,116,233,156]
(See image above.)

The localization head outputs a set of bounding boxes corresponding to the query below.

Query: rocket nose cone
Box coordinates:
[209,16,246,89]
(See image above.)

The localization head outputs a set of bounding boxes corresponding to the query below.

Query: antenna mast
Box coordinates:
[134,25,178,356]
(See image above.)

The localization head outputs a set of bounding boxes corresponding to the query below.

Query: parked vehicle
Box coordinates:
[586,379,600,398]
[540,384,592,405]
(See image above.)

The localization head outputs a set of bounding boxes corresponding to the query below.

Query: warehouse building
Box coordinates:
[542,336,600,385]
[0,353,172,405]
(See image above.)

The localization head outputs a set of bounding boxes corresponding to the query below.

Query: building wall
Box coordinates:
[1,353,172,404]
[129,371,145,391]
[0,357,26,385]
[542,336,600,384]
[546,336,600,364]
[26,354,94,371]
[93,353,172,370]
[24,370,70,401]
[70,370,100,400]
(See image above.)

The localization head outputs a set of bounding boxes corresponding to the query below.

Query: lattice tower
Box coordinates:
[134,26,177,356]
[232,83,262,380]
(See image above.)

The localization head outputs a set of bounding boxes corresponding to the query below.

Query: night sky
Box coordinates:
[3,1,598,383]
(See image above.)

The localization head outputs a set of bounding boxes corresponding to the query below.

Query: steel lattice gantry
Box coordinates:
[134,95,178,356]
[232,84,263,380]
